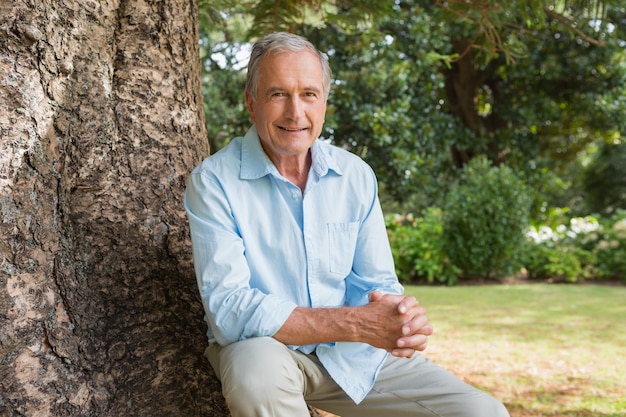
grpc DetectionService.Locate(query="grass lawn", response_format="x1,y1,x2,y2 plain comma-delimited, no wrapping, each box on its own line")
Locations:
405,283,626,417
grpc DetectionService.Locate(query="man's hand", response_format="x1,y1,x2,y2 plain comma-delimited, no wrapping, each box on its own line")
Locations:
273,291,433,356
366,291,434,358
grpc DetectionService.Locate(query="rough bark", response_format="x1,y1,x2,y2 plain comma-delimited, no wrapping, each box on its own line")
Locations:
0,0,229,415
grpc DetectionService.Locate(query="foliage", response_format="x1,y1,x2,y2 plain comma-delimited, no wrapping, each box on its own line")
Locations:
197,10,252,153
197,1,626,217
302,14,459,204
386,208,460,285
493,7,626,217
243,0,392,37
308,1,624,214
575,211,626,281
385,207,626,284
521,237,594,282
583,140,626,215
593,215,626,281
523,212,626,282
437,0,622,63
441,157,532,279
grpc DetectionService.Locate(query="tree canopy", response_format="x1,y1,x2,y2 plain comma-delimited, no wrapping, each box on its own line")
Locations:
199,0,625,215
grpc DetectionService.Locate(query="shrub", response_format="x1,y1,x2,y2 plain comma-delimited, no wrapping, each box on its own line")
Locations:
577,211,626,281
524,213,626,282
386,208,460,285
442,157,532,279
521,237,593,282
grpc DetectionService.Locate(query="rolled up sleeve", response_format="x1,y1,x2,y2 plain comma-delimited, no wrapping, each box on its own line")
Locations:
185,171,297,346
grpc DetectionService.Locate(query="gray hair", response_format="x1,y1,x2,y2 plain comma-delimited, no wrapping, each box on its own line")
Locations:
245,32,332,101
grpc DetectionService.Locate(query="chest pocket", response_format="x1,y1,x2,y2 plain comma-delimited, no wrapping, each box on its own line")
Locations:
327,222,360,275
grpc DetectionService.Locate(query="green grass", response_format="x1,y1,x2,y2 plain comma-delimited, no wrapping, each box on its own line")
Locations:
405,283,626,417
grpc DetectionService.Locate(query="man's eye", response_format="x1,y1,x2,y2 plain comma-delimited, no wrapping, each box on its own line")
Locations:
272,92,287,98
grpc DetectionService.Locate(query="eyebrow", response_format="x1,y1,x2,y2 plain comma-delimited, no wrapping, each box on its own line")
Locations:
265,86,322,96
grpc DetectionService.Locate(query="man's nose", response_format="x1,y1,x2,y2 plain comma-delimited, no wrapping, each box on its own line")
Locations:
285,96,305,119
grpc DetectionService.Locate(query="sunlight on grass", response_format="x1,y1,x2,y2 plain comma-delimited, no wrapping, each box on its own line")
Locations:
406,284,626,417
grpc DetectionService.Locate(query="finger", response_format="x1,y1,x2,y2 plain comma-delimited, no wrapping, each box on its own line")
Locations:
401,314,430,336
396,333,429,350
421,323,434,336
397,296,418,314
390,347,417,358
407,321,433,336
415,339,429,351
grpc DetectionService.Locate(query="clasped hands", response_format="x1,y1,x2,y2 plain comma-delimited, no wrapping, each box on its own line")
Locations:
365,291,434,358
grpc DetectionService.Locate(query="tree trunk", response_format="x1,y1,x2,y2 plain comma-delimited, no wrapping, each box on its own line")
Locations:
444,38,482,168
0,0,229,415
444,38,507,168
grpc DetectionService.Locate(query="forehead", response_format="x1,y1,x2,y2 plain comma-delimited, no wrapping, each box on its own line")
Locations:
257,50,324,90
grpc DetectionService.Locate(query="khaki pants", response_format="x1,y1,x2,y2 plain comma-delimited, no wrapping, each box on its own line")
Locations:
206,337,509,417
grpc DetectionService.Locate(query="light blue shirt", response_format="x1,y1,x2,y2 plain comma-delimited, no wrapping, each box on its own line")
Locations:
184,126,404,403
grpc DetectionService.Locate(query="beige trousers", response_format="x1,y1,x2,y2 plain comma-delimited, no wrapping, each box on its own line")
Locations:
206,337,509,417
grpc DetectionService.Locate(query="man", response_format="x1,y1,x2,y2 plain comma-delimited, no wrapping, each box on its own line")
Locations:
185,32,509,417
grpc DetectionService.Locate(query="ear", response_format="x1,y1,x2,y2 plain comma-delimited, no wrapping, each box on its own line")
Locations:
245,91,256,124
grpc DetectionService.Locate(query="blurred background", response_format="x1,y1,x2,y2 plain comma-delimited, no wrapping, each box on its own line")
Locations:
197,0,626,285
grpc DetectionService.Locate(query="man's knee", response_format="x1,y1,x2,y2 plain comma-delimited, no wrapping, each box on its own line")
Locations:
466,391,509,417
211,338,307,408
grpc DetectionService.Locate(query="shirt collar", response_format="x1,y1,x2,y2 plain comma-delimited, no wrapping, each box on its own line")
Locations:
240,125,343,180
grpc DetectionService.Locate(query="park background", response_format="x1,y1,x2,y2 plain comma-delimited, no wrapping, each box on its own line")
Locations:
1,1,624,416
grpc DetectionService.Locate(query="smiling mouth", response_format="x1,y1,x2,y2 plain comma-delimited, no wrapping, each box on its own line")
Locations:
278,126,308,132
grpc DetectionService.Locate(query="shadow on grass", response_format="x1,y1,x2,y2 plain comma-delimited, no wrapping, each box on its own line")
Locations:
506,403,624,417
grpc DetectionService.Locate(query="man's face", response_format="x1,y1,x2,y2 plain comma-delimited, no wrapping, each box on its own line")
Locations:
246,50,327,163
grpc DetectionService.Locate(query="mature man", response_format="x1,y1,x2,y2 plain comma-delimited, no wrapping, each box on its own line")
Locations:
185,32,509,417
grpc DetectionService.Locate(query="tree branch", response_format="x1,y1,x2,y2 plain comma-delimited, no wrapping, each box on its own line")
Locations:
542,6,606,46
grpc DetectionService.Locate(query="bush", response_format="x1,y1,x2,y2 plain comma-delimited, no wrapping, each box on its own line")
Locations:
521,237,593,282
442,157,532,279
386,208,626,284
386,208,460,285
594,227,626,282
577,211,626,281
523,212,626,282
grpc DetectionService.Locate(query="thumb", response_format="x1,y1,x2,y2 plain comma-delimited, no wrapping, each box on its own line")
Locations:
368,290,383,302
